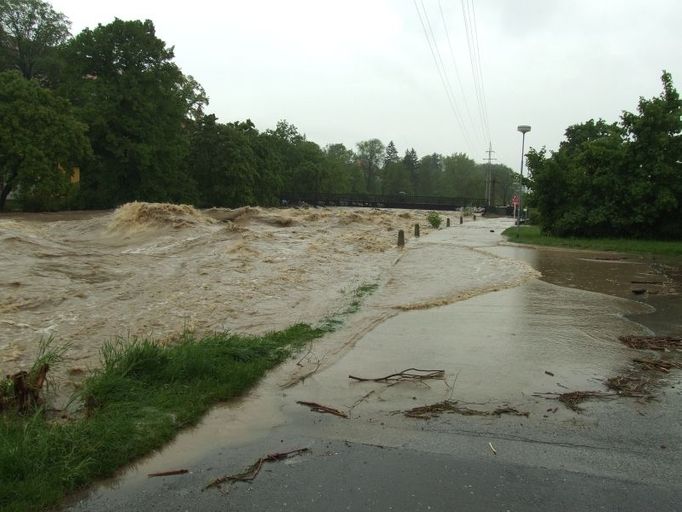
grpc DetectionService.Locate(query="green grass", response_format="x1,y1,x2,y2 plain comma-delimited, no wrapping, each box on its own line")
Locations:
502,225,682,256
0,324,324,512
345,283,379,314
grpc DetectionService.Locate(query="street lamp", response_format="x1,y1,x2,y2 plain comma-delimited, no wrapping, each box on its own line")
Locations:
516,125,531,236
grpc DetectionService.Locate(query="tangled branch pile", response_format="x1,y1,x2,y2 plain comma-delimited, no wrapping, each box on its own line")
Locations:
403,400,528,420
619,335,682,351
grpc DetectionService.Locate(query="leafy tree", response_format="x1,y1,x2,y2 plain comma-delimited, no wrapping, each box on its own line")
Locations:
0,0,70,82
382,161,411,195
417,153,442,196
621,71,682,237
189,115,257,207
0,70,90,210
265,120,327,198
323,143,362,194
528,71,682,238
356,138,384,193
60,19,200,207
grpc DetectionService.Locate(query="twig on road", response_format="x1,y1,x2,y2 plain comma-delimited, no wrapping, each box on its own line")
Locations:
297,401,349,418
205,448,310,491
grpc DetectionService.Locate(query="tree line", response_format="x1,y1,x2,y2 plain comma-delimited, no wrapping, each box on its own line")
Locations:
0,0,514,212
527,71,682,239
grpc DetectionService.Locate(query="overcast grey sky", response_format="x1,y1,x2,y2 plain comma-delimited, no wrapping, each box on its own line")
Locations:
50,0,682,169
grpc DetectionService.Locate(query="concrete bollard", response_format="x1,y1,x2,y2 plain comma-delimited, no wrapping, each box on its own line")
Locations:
459,216,463,225
397,229,405,247
446,218,451,227
414,224,420,237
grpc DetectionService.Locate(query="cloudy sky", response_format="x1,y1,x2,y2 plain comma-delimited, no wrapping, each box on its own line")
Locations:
50,0,682,170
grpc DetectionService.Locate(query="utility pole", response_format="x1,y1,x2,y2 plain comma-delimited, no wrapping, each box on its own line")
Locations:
484,141,496,206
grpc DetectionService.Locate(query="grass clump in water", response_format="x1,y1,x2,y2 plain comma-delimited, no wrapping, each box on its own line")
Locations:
0,324,323,512
502,225,682,256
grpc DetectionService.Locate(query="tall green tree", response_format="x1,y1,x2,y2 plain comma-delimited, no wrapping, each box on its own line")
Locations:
402,148,419,193
323,143,362,194
356,138,384,194
0,70,90,210
528,71,682,238
0,0,70,82
417,153,442,196
60,19,202,207
189,115,257,207
265,120,326,198
621,71,682,237
384,140,399,165
382,161,411,195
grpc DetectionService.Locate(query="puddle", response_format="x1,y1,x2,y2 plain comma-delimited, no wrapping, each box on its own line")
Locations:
484,244,682,337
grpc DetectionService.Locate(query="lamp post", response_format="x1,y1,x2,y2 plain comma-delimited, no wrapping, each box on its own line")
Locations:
516,125,531,237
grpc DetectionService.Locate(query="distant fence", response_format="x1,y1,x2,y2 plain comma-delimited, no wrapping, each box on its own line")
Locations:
281,193,487,211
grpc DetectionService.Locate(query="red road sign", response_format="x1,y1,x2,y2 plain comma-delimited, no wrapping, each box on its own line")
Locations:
512,194,520,206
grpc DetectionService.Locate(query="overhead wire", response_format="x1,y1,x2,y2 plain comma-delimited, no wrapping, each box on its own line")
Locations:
413,0,476,155
438,0,485,146
460,0,491,144
468,0,491,139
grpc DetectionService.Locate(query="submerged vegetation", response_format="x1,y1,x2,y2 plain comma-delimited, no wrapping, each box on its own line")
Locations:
0,325,324,512
502,225,682,256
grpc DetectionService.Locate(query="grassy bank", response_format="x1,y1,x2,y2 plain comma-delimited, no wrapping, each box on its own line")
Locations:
0,324,324,512
502,225,682,256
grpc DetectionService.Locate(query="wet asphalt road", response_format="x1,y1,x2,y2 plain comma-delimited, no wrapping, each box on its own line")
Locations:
65,218,682,512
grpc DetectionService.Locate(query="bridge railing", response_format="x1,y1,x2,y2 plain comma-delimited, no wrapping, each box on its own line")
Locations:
281,193,487,210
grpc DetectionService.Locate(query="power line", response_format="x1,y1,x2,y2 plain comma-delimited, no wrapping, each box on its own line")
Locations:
469,0,491,139
459,0,490,144
413,0,476,155
438,0,484,147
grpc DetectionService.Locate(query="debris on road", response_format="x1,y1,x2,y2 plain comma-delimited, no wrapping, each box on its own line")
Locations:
402,400,528,420
148,469,189,478
604,375,654,398
297,401,349,418
534,391,617,412
349,368,445,383
488,442,497,455
633,357,682,373
544,370,555,376
619,335,682,351
205,448,310,491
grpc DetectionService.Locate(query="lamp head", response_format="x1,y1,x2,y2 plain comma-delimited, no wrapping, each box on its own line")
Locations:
517,125,531,134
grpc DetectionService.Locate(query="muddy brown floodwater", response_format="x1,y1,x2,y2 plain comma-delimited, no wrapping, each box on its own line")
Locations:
0,203,467,388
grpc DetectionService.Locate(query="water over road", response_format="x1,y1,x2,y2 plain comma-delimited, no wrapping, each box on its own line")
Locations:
62,216,682,512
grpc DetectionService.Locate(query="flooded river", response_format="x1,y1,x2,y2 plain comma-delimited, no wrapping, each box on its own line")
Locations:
2,204,680,393
0,203,460,381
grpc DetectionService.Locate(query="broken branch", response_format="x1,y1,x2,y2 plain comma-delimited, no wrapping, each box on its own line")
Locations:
205,448,309,491
297,401,349,418
349,368,445,383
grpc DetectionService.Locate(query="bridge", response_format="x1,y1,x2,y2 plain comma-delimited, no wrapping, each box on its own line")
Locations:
281,193,487,211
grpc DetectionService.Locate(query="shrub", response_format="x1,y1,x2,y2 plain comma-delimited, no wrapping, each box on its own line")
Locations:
426,211,442,229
